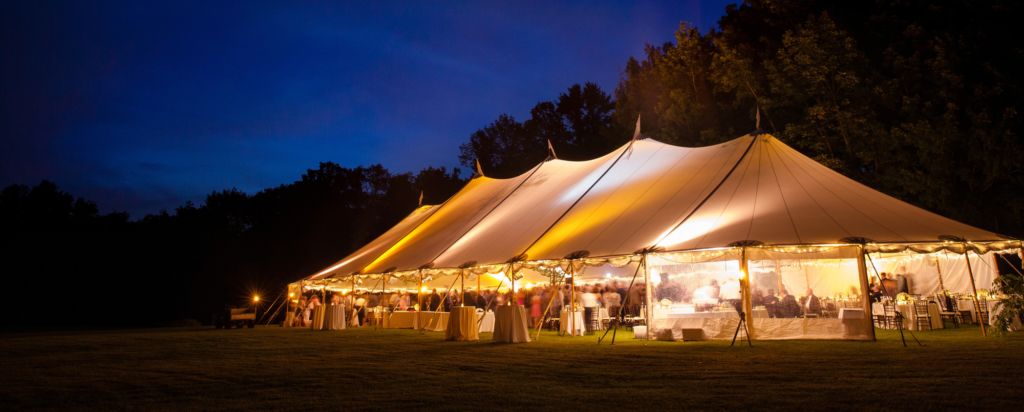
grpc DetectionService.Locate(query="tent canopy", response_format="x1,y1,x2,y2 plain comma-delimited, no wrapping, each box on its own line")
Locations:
307,131,1013,280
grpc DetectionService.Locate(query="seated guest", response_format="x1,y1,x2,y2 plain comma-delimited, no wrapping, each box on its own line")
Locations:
800,288,822,317
751,288,764,308
780,289,800,318
869,283,883,303
762,289,779,318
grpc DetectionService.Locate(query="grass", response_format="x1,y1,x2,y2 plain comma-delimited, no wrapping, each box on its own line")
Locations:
1,324,1022,411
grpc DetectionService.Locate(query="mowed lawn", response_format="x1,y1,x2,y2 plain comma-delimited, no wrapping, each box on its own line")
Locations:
2,324,1022,411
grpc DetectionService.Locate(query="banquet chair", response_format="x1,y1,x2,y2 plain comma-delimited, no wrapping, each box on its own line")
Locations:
953,300,974,325
822,302,838,318
974,299,989,327
913,301,933,331
935,294,959,328
883,302,900,329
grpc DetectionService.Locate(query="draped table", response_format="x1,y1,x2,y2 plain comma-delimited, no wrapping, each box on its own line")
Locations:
445,307,479,341
560,310,585,335
323,304,346,330
959,299,1022,331
493,305,531,343
478,311,495,333
310,305,326,330
872,302,943,331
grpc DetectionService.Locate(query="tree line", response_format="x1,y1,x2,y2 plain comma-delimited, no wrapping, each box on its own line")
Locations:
2,0,1020,330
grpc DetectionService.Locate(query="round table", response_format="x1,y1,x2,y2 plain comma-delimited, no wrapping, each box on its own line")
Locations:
445,307,479,341
323,304,346,330
493,305,531,343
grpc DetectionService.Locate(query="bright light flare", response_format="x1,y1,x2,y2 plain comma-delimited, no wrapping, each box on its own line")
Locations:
253,296,259,302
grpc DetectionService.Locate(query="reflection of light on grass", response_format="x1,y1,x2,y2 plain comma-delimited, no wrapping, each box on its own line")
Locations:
656,218,717,248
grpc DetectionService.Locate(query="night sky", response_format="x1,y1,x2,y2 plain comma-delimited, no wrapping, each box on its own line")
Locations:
2,1,734,217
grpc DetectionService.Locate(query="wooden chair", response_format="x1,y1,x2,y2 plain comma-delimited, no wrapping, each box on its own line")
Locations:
822,302,838,318
913,301,933,331
883,302,901,329
935,294,959,328
974,299,989,327
953,299,974,325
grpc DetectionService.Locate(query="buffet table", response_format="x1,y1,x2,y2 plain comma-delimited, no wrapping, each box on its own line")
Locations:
493,305,531,343
445,307,479,341
386,311,419,329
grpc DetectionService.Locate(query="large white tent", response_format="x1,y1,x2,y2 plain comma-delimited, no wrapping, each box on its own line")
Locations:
294,128,1020,340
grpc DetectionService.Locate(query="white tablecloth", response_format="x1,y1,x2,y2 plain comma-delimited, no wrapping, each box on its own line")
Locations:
493,305,531,343
872,302,943,331
324,305,346,330
478,311,495,333
310,305,326,330
418,311,450,332
446,307,479,341
957,299,1022,331
664,311,739,319
751,307,769,318
838,308,864,319
386,311,419,329
560,310,584,335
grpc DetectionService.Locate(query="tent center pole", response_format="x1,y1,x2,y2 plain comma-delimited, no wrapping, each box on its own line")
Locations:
962,245,987,337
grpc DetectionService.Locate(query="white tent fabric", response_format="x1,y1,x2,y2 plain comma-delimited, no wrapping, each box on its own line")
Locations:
866,252,1000,295
307,204,441,280
308,132,1010,278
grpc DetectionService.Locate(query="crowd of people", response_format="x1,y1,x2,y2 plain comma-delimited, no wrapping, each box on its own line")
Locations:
287,281,648,328
287,276,868,327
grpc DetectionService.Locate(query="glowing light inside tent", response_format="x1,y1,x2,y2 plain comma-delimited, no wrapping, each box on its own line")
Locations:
254,296,259,302
656,218,717,248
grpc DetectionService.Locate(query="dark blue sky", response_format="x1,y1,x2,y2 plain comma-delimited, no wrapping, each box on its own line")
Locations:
2,1,735,217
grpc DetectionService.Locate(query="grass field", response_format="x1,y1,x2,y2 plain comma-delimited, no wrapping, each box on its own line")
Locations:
2,324,1023,411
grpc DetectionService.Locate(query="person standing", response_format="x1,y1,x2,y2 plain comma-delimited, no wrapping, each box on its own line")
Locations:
720,277,742,313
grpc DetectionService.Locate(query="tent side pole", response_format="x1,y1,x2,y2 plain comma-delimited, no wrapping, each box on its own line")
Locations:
775,260,783,295
570,264,575,337
857,246,875,341
740,247,755,340
963,248,987,337
417,272,423,329
643,255,653,341
934,255,946,292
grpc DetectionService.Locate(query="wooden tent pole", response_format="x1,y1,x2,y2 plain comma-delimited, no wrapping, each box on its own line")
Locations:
856,246,875,341
415,271,422,330
775,260,783,295
739,247,755,340
963,246,987,337
460,270,465,307
934,255,946,292
570,263,576,337
533,277,565,341
643,254,653,341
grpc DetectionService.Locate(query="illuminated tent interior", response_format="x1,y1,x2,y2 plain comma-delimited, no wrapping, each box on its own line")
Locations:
289,126,1021,341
